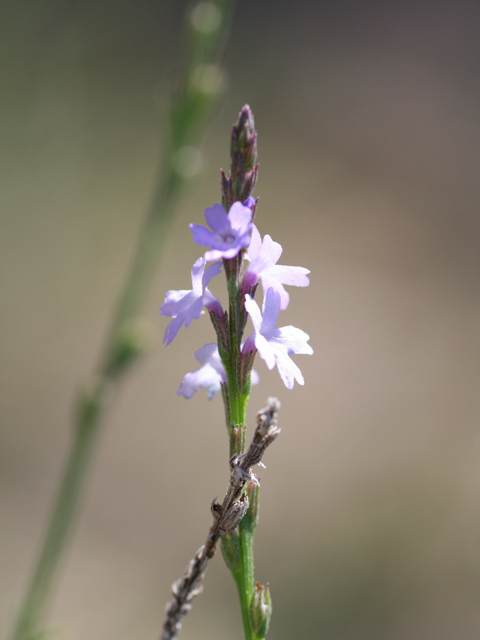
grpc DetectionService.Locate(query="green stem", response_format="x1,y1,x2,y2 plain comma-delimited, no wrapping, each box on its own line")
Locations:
236,517,255,640
11,383,104,640
10,151,183,640
11,3,234,638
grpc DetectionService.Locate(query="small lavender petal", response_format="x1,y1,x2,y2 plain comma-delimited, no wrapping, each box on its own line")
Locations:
178,343,259,399
228,201,253,230
244,294,263,333
274,348,304,389
266,264,310,287
160,258,222,345
244,224,310,310
191,257,208,295
259,288,281,338
190,202,253,261
177,343,226,399
250,369,260,385
177,365,223,399
160,289,192,317
202,261,223,289
189,225,219,248
272,325,313,355
183,296,204,328
204,203,230,233
260,278,289,310
163,315,185,346
244,288,312,389
204,245,243,262
254,332,276,370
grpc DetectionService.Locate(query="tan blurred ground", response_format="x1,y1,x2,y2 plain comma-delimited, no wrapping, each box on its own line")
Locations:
1,1,480,639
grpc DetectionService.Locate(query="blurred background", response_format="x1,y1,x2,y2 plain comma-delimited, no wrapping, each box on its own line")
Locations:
1,0,480,638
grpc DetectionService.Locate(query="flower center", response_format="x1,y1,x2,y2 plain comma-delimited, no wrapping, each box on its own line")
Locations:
223,232,236,244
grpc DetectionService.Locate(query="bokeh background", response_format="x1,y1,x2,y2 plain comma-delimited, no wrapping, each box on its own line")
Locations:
2,1,480,639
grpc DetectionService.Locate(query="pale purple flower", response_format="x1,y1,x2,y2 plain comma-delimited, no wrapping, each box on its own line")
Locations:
190,201,253,261
243,288,313,389
244,224,310,310
178,343,259,399
160,257,222,345
177,343,226,399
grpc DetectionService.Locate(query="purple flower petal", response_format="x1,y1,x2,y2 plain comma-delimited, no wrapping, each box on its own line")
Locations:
160,257,222,345
204,203,230,233
272,348,304,389
259,287,281,338
244,288,313,389
177,343,226,399
229,201,253,230
244,224,310,309
244,292,263,333
189,202,253,261
202,261,223,289
177,343,259,399
162,315,185,346
189,225,219,251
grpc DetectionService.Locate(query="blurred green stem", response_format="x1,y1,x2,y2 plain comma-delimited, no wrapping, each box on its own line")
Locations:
11,2,233,639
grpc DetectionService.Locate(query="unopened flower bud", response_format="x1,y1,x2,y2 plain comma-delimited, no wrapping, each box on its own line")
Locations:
249,582,272,639
231,105,257,172
223,104,259,206
220,532,240,574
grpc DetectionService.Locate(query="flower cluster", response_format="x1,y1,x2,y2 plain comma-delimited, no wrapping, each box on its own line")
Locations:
160,198,312,397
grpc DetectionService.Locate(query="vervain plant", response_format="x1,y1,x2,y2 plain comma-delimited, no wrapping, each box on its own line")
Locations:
160,105,312,640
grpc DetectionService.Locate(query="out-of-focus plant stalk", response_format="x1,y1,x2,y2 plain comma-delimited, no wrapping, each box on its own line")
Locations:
10,3,233,640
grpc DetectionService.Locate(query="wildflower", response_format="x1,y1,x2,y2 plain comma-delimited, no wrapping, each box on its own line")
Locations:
178,343,259,399
243,225,310,309
160,258,222,345
243,288,313,389
177,343,226,399
190,201,253,261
